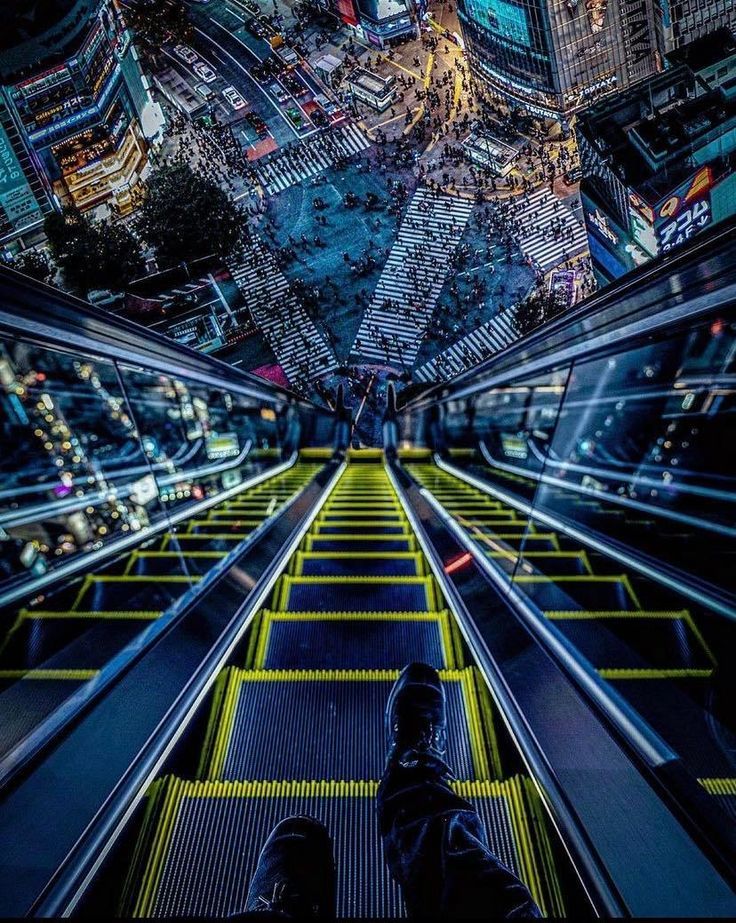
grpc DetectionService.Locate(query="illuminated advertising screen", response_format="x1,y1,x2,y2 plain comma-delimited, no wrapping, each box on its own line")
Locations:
464,0,531,46
0,122,43,231
654,166,713,254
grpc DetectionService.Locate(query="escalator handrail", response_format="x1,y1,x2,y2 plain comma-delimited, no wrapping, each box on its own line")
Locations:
0,452,289,611
437,452,736,620
0,265,320,409
388,458,736,916
26,458,346,918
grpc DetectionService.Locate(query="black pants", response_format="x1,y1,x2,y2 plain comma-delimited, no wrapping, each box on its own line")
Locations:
377,754,542,919
234,755,541,920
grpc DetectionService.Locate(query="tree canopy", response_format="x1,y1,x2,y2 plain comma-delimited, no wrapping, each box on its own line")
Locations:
44,207,145,297
136,160,244,266
9,249,54,285
123,0,193,52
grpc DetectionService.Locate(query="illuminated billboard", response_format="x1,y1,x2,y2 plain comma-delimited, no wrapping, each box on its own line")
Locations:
463,0,531,46
0,122,43,232
654,166,713,254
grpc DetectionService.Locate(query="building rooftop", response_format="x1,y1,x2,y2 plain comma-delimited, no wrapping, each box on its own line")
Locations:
667,27,736,73
577,64,736,202
0,0,100,85
356,0,409,25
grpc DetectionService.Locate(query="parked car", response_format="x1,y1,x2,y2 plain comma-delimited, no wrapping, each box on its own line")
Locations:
173,44,198,64
271,83,290,103
285,106,302,128
194,82,215,100
245,17,269,38
246,112,268,135
223,85,246,110
193,61,217,83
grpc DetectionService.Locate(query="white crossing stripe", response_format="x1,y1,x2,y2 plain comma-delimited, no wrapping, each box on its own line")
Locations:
351,187,474,368
510,188,588,271
227,239,338,386
414,308,521,383
254,124,371,195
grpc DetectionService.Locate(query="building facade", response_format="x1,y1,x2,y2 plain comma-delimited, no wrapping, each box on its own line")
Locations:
0,0,164,249
577,30,736,285
457,0,736,118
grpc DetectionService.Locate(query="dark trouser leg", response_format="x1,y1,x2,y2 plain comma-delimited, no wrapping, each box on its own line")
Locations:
377,757,541,919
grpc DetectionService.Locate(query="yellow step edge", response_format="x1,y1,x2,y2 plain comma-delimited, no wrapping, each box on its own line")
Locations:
304,535,417,549
545,610,690,619
699,778,736,795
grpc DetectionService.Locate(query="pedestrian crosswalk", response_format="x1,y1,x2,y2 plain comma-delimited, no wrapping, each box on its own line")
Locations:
511,188,588,271
351,187,474,368
252,124,371,195
228,238,338,386
414,308,520,382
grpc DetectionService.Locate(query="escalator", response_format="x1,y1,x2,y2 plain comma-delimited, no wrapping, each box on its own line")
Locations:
118,456,567,918
405,458,736,817
0,457,323,767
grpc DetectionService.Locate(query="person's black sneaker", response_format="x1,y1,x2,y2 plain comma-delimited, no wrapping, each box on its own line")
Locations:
385,662,447,767
244,815,335,919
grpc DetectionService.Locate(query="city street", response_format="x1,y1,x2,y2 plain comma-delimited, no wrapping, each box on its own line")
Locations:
120,0,595,406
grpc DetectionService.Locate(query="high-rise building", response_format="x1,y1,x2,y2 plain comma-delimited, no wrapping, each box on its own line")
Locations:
457,0,736,118
577,29,736,285
0,0,164,250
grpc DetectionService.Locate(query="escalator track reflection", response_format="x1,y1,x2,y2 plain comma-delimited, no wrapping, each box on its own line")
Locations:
405,459,736,826
0,459,323,766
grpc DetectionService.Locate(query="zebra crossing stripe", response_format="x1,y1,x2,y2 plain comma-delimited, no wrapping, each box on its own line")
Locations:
414,310,522,383
256,124,372,195
351,188,473,367
227,240,337,385
510,189,588,270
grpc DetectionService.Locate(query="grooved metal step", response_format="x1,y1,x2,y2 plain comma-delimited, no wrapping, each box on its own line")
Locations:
122,776,561,919
277,577,436,613
198,669,498,782
247,611,459,670
294,552,422,578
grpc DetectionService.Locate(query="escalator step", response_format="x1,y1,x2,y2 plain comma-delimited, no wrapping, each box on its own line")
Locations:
248,611,458,670
0,616,158,671
294,553,422,577
514,575,640,610
488,552,591,576
122,775,561,918
700,779,736,823
122,552,226,576
305,538,415,553
69,576,197,612
315,524,409,535
546,610,714,673
0,673,93,762
277,577,436,613
198,669,497,782
163,535,251,551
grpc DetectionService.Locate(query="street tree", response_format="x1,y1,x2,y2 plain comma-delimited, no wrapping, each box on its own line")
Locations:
136,160,244,267
123,0,193,54
44,207,144,297
9,249,54,285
